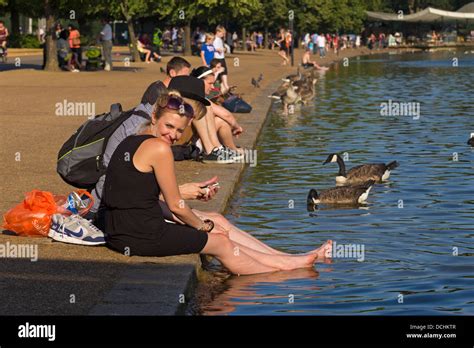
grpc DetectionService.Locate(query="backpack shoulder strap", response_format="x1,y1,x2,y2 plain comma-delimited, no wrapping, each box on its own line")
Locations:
133,109,150,119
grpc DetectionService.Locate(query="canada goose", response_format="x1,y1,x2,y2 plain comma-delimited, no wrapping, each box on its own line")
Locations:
468,135,474,146
282,84,300,114
298,78,317,105
269,80,290,101
269,82,300,114
285,67,302,82
307,180,375,205
323,153,399,185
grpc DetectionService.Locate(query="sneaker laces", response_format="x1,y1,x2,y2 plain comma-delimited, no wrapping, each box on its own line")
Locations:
72,215,103,234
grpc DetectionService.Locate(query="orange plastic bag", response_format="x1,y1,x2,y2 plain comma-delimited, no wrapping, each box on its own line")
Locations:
2,189,93,237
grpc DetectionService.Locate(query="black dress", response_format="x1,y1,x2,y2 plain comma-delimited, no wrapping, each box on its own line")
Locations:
103,134,208,256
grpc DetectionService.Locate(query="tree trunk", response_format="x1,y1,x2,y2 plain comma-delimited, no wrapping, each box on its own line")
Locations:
43,0,60,71
121,1,140,62
9,0,20,37
242,28,246,51
184,21,191,56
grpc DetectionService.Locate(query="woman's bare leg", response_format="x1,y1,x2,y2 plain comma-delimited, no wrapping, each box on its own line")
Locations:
192,116,220,154
202,211,288,255
204,110,223,148
232,242,319,271
194,210,332,259
201,233,279,275
278,51,287,65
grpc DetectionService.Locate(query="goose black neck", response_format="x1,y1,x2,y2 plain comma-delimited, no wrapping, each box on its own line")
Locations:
336,155,347,177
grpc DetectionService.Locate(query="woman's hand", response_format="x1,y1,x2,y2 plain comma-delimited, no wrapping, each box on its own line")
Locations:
179,176,219,201
179,183,207,200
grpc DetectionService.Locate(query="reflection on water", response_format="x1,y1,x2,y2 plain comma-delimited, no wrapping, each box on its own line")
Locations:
192,50,474,315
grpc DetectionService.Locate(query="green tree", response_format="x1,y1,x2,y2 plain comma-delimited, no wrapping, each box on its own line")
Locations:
252,0,288,47
170,0,261,56
88,0,172,62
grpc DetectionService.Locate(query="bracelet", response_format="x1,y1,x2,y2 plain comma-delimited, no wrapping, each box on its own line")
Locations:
198,219,214,233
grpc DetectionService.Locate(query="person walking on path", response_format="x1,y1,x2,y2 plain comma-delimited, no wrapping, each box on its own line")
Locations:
68,24,82,66
213,25,230,94
277,29,289,66
100,19,113,71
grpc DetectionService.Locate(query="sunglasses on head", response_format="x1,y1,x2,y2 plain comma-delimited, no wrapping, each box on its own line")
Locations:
161,96,194,118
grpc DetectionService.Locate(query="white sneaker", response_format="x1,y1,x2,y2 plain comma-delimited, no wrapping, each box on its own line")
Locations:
104,63,111,71
48,214,106,246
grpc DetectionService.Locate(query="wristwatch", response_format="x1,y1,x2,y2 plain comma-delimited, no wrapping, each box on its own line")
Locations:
198,219,214,233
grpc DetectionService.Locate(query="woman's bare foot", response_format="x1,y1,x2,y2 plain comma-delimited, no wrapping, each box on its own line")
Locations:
279,253,318,271
308,240,333,260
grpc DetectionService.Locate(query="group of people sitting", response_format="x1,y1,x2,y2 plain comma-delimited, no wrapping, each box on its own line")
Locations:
85,56,332,275
137,33,162,63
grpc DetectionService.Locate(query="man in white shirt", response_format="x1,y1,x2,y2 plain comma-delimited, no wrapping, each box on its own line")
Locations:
213,25,230,94
311,33,318,54
100,18,113,71
317,33,326,58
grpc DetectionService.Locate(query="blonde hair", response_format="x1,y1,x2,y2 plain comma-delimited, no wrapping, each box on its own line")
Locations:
137,89,207,134
182,97,206,120
205,33,215,43
216,25,225,34
162,91,207,120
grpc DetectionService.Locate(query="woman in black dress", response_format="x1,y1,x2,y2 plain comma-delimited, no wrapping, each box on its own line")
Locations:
104,89,332,275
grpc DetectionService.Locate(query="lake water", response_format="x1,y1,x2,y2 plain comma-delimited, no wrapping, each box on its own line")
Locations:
192,50,474,315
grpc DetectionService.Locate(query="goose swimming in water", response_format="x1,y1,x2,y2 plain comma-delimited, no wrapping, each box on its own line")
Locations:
307,180,375,205
468,136,474,146
323,153,399,185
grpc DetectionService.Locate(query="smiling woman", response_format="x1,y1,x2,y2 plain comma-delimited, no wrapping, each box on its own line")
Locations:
102,88,332,275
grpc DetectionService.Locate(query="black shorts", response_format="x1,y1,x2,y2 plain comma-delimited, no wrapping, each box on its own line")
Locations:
107,223,208,257
215,58,228,76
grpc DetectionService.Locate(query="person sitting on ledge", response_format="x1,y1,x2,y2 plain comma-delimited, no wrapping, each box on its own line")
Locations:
191,66,244,159
159,57,243,164
301,49,329,71
103,88,332,274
